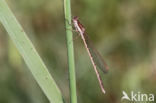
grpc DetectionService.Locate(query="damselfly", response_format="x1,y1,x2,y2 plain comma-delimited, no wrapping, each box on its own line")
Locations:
72,16,109,94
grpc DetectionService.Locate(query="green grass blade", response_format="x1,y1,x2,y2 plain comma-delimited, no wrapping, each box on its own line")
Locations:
64,0,77,103
0,0,64,103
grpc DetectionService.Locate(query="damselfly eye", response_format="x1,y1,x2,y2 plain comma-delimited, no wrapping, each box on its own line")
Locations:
73,16,79,20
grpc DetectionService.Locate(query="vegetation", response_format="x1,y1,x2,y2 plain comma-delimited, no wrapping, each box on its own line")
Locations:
0,0,156,103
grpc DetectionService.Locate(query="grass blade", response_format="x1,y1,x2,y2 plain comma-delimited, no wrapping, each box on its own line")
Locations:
0,0,64,103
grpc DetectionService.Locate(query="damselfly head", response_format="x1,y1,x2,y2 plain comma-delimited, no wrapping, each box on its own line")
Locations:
73,16,79,21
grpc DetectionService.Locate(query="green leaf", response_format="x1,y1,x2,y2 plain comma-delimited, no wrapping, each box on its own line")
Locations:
0,0,64,103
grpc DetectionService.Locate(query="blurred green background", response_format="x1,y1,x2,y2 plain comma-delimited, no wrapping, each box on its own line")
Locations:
0,0,156,103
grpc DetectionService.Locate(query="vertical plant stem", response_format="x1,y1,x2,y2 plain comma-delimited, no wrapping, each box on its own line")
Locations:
64,0,77,103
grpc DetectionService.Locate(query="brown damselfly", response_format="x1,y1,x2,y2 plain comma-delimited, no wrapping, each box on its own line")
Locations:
72,16,109,94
